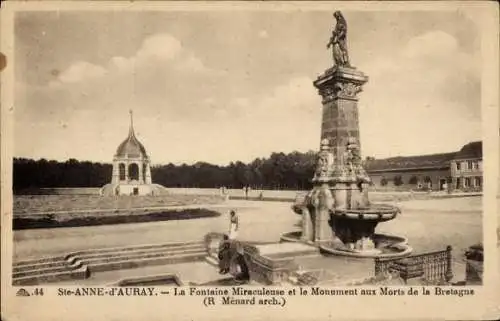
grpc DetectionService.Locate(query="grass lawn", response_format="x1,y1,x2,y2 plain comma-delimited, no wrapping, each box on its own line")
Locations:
13,194,224,215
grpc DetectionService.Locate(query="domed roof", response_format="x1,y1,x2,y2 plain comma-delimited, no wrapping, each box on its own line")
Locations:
115,111,148,158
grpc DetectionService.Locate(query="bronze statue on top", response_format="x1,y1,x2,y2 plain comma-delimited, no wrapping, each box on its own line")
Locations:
327,11,350,67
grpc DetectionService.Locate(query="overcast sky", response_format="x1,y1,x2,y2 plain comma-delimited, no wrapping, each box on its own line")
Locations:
14,9,481,165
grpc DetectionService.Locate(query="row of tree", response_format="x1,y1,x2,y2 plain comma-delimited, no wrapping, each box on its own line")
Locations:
14,154,443,192
14,154,445,191
13,151,318,191
153,151,317,190
13,158,112,190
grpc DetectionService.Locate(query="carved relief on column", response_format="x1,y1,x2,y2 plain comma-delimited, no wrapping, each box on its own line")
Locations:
342,137,371,183
317,81,363,103
312,139,335,183
318,86,336,104
335,82,363,100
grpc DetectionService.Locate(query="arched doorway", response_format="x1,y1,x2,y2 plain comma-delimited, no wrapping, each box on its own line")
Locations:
128,163,139,181
424,176,432,189
119,163,126,181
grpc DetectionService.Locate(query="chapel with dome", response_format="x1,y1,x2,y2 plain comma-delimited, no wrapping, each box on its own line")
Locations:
101,111,164,196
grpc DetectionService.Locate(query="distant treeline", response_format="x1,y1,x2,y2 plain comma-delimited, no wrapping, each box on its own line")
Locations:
13,158,112,191
13,151,320,191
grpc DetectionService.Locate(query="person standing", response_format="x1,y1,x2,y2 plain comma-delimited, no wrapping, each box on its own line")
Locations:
217,235,231,274
229,210,239,240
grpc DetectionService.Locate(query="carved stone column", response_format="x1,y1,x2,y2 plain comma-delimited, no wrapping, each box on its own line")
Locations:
111,158,120,184
145,162,152,184
125,161,129,183
315,184,334,243
301,207,314,243
309,139,336,244
313,66,369,211
314,67,367,160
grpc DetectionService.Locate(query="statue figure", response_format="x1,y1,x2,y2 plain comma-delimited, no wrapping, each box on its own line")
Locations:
327,11,350,67
346,137,361,165
344,137,358,177
345,137,371,188
317,184,334,211
313,139,334,181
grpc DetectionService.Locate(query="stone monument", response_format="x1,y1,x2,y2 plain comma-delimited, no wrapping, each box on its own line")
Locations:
283,11,411,258
101,111,165,196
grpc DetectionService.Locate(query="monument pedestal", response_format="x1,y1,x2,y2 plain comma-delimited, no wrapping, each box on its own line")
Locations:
314,66,368,163
281,12,411,259
284,65,409,258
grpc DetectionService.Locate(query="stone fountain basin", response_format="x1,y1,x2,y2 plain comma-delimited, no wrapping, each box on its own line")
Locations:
319,233,413,259
280,230,412,259
332,204,400,222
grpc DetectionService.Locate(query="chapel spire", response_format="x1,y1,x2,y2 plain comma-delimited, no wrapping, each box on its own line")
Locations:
129,109,135,138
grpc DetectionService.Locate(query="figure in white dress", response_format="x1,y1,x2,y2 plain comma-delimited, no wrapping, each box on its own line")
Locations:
229,210,239,240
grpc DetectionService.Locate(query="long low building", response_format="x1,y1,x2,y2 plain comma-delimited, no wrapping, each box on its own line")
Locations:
364,141,482,192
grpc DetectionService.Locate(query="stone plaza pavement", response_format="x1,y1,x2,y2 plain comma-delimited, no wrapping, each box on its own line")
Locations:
12,197,482,284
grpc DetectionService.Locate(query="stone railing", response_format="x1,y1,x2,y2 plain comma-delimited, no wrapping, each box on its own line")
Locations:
374,246,453,284
203,232,226,259
243,246,299,285
464,243,483,285
202,233,299,285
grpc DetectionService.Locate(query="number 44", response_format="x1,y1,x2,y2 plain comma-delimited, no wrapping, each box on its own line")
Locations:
33,288,44,296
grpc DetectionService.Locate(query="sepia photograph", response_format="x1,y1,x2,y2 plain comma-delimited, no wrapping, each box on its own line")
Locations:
1,2,499,320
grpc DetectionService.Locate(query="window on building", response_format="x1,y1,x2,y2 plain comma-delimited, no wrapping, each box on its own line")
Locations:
456,178,461,190
464,177,471,188
474,177,482,187
472,161,479,170
456,162,461,171
128,163,139,181
467,161,473,170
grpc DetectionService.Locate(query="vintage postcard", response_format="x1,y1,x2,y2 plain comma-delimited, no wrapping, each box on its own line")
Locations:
1,1,499,320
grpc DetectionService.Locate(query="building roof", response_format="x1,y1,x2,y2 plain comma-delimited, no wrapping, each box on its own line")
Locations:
365,153,455,172
453,141,482,160
115,111,148,158
364,141,482,172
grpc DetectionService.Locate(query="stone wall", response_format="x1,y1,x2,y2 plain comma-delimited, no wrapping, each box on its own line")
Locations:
16,187,101,195
368,168,450,191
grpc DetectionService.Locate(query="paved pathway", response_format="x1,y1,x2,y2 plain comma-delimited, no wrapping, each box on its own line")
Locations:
12,197,482,282
13,201,295,260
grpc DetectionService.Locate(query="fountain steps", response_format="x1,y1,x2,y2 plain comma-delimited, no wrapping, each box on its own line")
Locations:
12,241,206,285
13,243,205,273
